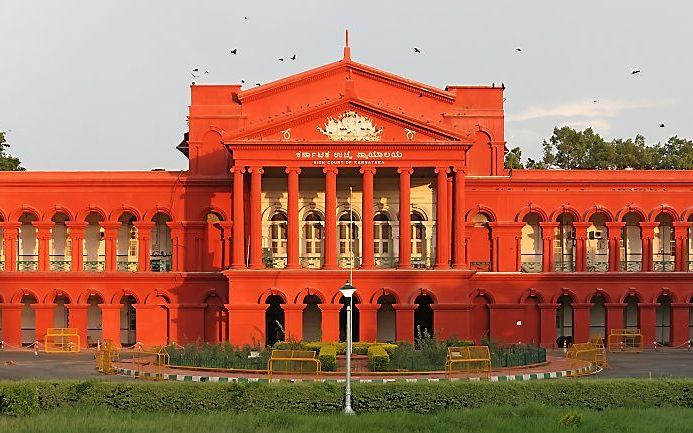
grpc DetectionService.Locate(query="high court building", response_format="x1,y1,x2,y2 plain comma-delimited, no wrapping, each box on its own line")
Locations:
1,41,692,350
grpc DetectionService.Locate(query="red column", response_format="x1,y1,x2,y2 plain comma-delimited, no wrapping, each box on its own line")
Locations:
101,222,120,272
605,222,625,272
100,304,122,347
2,222,20,272
323,168,338,269
539,222,558,272
360,167,376,269
640,222,657,272
231,166,246,268
65,222,86,272
32,303,55,343
604,303,626,336
434,167,449,268
431,304,472,340
218,221,233,269
1,304,23,347
398,167,413,268
572,303,592,343
319,304,342,342
453,167,466,268
285,167,301,269
357,304,379,342
447,176,453,264
248,166,264,269
573,222,591,272
33,222,53,272
638,302,658,347
167,223,184,272
393,304,417,342
281,304,305,341
673,222,688,272
539,303,559,348
227,304,267,346
134,221,154,272
670,303,691,346
67,305,89,348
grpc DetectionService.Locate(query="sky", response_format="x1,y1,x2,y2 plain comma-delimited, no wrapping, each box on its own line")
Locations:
1,0,691,171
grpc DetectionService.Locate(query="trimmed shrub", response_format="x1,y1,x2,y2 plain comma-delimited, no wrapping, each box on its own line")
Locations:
318,345,337,372
367,345,390,371
3,380,693,416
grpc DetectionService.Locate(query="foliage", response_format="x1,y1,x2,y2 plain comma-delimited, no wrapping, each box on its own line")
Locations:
318,345,337,372
0,131,24,171
559,410,583,427
4,380,693,417
366,345,390,371
511,126,693,170
167,342,269,370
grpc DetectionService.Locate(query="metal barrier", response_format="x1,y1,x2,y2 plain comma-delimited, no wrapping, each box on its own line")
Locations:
565,342,603,375
607,329,643,352
44,328,80,353
95,340,119,374
445,346,491,377
588,335,608,368
267,349,321,381
114,343,170,378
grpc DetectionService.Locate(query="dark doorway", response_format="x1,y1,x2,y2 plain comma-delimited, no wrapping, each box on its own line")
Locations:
265,295,285,346
339,296,360,342
414,294,434,338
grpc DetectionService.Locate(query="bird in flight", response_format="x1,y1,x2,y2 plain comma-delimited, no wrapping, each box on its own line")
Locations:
516,47,522,52
290,54,296,60
256,83,261,86
593,99,598,103
241,79,245,84
278,57,284,61
244,16,248,20
659,123,665,128
230,48,238,55
632,70,641,74
413,47,421,53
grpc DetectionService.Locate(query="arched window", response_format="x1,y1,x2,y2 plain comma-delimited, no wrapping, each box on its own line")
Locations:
117,213,138,272
520,212,542,273
18,212,38,271
411,212,427,268
151,212,172,272
556,294,573,347
338,210,360,268
653,213,674,272
555,213,576,272
621,212,643,272
374,212,393,268
50,212,71,271
469,213,492,271
302,211,323,268
84,212,105,272
587,213,609,272
268,211,287,268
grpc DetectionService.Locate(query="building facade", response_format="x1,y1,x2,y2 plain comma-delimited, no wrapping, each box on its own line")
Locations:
1,43,692,350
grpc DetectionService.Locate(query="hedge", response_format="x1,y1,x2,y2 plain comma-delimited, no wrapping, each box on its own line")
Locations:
367,345,390,371
2,380,693,416
318,345,337,372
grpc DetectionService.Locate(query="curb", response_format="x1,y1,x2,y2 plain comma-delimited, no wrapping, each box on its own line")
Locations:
116,363,597,383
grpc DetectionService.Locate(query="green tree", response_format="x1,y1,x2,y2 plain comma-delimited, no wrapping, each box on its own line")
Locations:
0,131,24,171
504,146,524,169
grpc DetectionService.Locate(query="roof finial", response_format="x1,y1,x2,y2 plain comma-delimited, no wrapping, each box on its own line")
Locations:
343,29,351,60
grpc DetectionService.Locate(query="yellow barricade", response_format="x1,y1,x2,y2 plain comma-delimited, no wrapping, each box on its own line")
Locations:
96,340,119,374
267,349,320,381
118,344,170,378
589,335,608,368
44,328,80,353
607,329,643,352
445,346,491,377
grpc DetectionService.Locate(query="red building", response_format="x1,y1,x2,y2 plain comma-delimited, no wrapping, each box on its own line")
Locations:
1,40,692,350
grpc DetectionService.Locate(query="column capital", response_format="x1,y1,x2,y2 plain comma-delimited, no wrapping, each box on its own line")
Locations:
0,221,21,232
538,303,560,310
318,304,343,312
322,167,339,175
434,166,450,174
133,221,155,230
230,166,246,174
31,221,54,231
605,221,626,228
281,303,307,311
359,166,377,174
452,166,467,174
65,221,88,231
101,221,122,230
285,167,302,174
571,303,593,310
392,303,417,311
672,221,690,229
397,167,414,175
248,166,264,174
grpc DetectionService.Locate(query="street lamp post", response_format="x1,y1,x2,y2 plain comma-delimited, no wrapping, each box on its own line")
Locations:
339,281,356,415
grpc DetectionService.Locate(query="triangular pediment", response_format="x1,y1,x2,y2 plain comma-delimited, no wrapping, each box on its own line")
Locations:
225,98,472,143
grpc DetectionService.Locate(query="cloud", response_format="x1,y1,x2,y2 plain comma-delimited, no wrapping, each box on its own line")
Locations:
506,99,656,122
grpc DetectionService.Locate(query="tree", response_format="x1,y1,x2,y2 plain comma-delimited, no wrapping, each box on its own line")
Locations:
504,146,524,169
0,131,24,171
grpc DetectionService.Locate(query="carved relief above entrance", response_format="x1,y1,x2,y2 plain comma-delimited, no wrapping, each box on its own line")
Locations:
317,111,383,142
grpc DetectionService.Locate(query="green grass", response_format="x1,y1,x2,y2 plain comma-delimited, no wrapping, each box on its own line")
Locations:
0,405,691,433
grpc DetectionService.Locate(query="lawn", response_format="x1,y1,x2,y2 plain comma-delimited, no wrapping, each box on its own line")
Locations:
1,405,691,433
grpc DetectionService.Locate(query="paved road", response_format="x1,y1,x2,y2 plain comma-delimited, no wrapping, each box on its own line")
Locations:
548,349,693,379
2,349,693,381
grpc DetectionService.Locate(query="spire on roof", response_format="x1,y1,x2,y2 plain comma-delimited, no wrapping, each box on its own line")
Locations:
343,29,351,60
